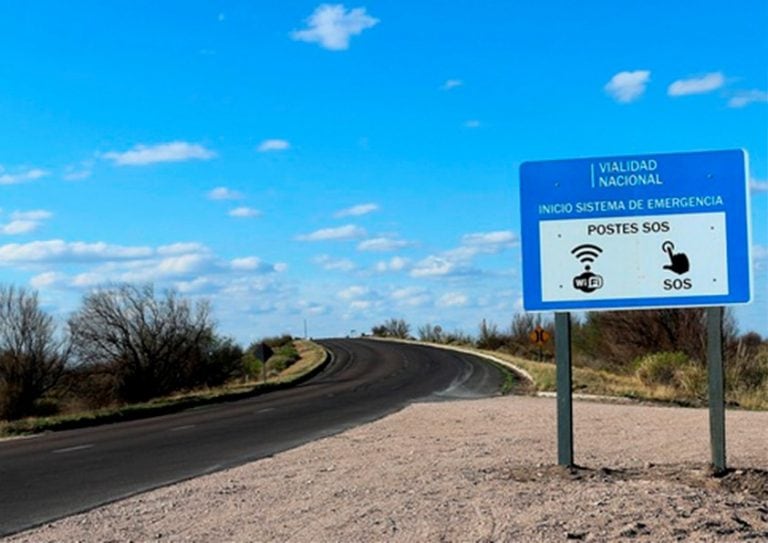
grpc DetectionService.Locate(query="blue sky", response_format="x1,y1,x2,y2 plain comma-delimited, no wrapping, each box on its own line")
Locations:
1,1,766,343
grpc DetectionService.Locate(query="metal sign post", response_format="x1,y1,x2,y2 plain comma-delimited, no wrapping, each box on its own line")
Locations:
555,312,573,467
707,306,726,474
255,342,274,382
519,149,751,471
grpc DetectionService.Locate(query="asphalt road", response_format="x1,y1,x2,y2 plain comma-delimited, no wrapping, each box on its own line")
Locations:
0,338,505,536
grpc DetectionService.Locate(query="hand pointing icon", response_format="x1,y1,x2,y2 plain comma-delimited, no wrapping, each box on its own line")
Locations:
662,241,690,275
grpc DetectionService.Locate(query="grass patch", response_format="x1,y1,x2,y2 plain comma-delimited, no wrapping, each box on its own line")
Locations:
278,340,326,380
494,350,685,402
483,361,523,395
0,340,329,438
483,349,768,410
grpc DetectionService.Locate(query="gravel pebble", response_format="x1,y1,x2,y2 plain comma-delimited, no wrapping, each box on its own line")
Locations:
4,395,767,542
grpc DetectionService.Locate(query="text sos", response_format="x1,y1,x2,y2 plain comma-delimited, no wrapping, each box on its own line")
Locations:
663,278,692,291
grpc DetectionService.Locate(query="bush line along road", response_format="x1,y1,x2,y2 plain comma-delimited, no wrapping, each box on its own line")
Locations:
0,338,507,537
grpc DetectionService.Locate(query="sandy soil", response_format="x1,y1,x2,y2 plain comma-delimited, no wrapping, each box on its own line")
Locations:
5,396,767,542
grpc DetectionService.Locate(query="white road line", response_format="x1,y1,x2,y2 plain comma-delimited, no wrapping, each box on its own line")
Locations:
52,444,94,454
256,407,275,414
169,425,196,432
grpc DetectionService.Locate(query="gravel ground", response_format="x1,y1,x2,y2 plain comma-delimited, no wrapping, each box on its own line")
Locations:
5,395,767,542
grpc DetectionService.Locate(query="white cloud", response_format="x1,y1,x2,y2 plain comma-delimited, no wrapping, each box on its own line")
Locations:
230,257,280,273
314,254,357,272
1,210,54,235
174,277,212,294
446,230,519,260
1,220,39,235
30,271,66,289
410,256,460,278
437,292,468,307
298,300,330,316
604,70,651,103
334,202,379,218
442,79,463,90
391,286,431,307
357,236,412,252
257,139,290,152
156,242,208,255
750,178,768,193
297,224,367,241
102,141,216,166
208,187,243,200
390,287,419,300
0,168,48,185
374,256,409,273
291,4,379,51
0,240,154,263
728,89,768,108
461,230,518,247
667,72,725,96
11,210,52,221
65,253,214,287
154,254,209,275
25,244,282,291
63,169,92,181
388,256,409,271
338,285,369,300
229,207,261,218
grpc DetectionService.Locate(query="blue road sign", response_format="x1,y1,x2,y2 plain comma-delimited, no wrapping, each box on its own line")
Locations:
519,149,752,311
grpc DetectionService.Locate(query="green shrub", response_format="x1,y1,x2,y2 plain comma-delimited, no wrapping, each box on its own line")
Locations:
267,358,288,374
728,346,768,392
675,362,707,400
241,352,263,380
261,334,294,349
636,352,690,387
267,344,300,376
275,343,299,361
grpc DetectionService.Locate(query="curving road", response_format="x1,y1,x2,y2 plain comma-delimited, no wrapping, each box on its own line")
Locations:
0,339,505,536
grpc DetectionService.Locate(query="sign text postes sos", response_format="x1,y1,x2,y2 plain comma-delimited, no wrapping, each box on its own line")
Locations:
519,150,752,311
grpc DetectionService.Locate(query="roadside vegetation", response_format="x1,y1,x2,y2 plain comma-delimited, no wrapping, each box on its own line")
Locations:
0,282,326,436
370,310,768,410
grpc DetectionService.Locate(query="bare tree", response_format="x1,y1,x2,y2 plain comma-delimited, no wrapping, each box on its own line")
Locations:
417,323,444,343
508,313,554,358
69,284,215,403
574,308,737,371
477,319,503,350
371,318,411,339
0,285,69,420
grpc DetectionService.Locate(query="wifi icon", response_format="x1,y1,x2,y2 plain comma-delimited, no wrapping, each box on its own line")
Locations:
571,244,603,270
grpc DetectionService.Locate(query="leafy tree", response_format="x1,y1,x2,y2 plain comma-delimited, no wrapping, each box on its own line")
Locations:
194,336,243,388
0,285,69,420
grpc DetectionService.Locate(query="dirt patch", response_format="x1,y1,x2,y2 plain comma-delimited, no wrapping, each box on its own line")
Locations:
4,396,767,542
499,464,768,500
